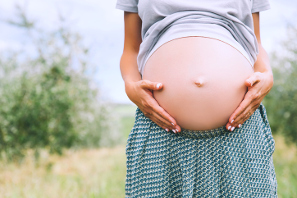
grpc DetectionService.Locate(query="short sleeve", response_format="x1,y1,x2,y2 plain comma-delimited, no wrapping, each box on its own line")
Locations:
115,0,138,13
251,0,271,13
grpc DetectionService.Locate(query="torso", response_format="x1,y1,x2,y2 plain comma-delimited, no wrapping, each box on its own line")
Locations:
142,36,254,131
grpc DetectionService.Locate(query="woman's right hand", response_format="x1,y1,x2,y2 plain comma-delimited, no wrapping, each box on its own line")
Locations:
119,13,180,132
125,79,181,133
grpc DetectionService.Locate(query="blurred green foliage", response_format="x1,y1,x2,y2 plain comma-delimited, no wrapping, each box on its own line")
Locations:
263,25,297,145
0,5,118,160
1,3,297,162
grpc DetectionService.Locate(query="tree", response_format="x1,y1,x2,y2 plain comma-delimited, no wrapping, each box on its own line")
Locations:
263,25,297,145
0,4,118,160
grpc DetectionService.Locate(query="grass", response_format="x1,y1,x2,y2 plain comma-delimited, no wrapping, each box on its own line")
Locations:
0,104,296,198
114,103,137,140
273,135,297,197
0,146,127,198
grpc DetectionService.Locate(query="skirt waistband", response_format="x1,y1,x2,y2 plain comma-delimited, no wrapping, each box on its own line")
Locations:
176,124,228,139
134,107,258,139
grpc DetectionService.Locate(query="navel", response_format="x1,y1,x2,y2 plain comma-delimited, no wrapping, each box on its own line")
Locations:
194,77,205,87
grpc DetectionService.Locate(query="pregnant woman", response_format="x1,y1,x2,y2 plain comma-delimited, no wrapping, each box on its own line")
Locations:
116,0,277,197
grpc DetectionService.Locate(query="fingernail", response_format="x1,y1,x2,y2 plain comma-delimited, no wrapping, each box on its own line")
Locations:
238,124,241,128
231,119,234,124
231,126,235,131
228,126,231,130
172,129,176,133
156,83,162,89
171,123,175,126
165,128,169,132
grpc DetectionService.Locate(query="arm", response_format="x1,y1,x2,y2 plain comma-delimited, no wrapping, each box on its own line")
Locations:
252,12,273,76
120,12,142,84
225,12,274,131
120,12,181,133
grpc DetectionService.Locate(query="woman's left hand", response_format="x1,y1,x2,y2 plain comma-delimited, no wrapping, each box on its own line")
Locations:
226,71,274,131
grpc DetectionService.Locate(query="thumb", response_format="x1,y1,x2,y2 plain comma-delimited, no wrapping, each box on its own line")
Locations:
140,80,163,90
245,73,260,87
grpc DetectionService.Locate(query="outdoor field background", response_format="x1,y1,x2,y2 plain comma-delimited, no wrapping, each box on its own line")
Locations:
0,0,297,198
0,104,297,198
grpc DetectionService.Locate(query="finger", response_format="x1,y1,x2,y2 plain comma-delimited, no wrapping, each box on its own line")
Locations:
141,89,181,132
140,80,163,91
234,102,261,127
228,91,263,131
140,107,172,131
140,80,181,132
143,92,181,131
153,105,182,132
148,100,181,132
245,72,262,87
150,114,172,132
141,98,179,132
151,113,177,132
150,116,168,131
228,97,250,125
228,87,261,125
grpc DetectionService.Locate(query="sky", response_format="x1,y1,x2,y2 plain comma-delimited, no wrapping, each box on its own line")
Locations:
0,0,296,104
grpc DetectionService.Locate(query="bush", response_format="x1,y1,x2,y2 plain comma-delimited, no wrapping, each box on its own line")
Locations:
0,5,119,160
263,25,297,145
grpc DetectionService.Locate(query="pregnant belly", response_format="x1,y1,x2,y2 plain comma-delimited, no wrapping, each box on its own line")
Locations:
142,36,254,131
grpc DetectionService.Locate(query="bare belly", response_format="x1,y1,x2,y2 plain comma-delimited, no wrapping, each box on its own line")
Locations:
142,36,254,131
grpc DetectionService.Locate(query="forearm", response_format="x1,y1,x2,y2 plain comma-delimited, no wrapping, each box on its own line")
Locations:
120,51,142,84
253,43,273,77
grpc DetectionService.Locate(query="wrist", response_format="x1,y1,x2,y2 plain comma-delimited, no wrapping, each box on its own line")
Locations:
263,70,273,77
254,63,273,79
262,70,274,88
124,79,138,89
124,80,137,98
123,73,141,85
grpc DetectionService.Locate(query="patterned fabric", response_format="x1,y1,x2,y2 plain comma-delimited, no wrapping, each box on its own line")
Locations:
125,102,277,197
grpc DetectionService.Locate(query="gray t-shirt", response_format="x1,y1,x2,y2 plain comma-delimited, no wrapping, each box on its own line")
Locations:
115,0,271,76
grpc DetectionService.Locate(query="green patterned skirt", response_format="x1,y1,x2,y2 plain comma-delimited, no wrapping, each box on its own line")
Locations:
125,102,277,197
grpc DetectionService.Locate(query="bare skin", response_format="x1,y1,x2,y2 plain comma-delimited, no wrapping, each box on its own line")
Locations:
142,36,254,131
225,12,274,131
119,11,273,133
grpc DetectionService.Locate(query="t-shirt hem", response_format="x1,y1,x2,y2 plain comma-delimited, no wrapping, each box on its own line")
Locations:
115,3,138,13
251,4,271,13
139,25,254,75
140,36,253,75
